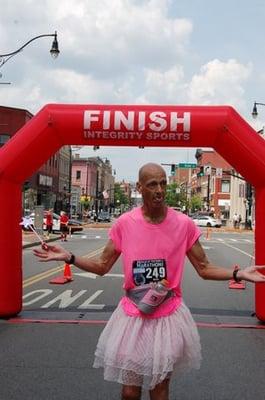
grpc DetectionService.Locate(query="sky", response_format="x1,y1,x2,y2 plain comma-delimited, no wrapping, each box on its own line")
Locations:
1,0,265,181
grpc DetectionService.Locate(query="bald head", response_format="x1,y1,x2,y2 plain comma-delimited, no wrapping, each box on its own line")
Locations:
138,163,166,183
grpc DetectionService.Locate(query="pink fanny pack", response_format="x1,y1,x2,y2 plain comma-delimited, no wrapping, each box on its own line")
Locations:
126,284,174,314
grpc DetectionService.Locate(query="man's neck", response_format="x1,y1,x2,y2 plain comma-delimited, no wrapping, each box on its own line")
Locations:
141,205,167,224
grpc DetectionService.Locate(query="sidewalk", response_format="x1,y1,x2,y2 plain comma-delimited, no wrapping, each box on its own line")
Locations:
22,223,111,249
22,231,60,249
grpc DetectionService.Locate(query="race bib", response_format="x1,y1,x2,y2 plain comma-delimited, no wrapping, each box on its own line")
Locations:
132,259,167,286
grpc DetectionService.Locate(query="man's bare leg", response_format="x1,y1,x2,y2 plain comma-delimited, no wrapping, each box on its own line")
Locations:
149,378,170,400
121,385,142,400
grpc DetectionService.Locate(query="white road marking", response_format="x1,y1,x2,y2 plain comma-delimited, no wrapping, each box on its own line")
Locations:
23,289,105,310
42,290,87,308
219,242,253,258
78,290,104,309
74,272,124,279
74,272,97,279
23,289,53,306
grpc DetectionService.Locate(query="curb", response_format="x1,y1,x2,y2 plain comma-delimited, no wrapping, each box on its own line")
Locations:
22,236,60,249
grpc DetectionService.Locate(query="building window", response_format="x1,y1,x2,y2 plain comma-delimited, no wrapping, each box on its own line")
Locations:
0,134,10,145
76,170,81,180
239,183,245,198
221,180,230,193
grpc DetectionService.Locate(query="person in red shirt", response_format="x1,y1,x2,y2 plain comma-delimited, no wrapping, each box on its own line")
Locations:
59,211,69,241
46,209,53,238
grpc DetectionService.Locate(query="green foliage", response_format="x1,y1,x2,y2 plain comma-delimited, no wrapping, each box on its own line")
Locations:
189,195,203,213
165,182,186,208
114,183,129,206
80,196,90,210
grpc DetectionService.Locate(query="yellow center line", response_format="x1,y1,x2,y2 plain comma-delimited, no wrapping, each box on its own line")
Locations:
23,246,105,288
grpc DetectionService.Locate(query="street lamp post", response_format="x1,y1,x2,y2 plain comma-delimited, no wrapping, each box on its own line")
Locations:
0,31,60,83
251,101,265,119
249,101,265,227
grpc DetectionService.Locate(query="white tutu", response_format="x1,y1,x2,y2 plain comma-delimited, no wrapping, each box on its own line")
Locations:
93,301,201,389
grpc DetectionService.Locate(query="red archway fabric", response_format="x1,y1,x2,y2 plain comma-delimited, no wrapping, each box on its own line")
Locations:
0,105,264,320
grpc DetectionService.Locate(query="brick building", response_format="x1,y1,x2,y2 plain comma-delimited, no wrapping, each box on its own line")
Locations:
194,149,233,218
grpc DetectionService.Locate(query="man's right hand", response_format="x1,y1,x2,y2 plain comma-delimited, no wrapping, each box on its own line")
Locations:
33,244,71,263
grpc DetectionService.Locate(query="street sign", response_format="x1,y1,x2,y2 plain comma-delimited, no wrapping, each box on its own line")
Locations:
178,163,197,168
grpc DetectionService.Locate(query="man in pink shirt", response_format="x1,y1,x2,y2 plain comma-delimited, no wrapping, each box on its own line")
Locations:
34,163,265,400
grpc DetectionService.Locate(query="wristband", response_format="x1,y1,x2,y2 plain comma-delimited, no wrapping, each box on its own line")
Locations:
67,253,75,265
233,266,241,283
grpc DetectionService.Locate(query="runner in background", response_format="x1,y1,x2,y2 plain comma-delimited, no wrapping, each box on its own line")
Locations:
59,211,69,241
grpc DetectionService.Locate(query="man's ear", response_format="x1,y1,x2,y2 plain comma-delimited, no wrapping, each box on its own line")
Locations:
136,182,142,193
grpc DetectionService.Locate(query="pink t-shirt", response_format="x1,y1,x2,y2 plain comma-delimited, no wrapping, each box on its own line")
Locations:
109,207,201,318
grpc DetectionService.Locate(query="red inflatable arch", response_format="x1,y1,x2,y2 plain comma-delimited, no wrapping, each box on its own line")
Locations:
1,104,265,320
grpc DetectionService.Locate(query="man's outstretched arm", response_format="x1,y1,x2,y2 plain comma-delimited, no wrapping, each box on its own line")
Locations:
33,239,121,276
187,239,265,283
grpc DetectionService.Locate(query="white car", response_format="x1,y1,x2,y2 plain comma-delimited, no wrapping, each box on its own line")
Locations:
22,212,83,233
192,215,222,228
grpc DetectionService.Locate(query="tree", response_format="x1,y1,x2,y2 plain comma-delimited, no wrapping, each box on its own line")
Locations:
189,195,203,213
114,183,129,208
80,195,91,211
165,182,186,208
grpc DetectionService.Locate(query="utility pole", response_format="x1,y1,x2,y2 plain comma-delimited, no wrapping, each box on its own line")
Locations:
206,174,210,211
95,169,99,219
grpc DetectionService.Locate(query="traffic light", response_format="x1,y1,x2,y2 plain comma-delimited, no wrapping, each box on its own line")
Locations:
171,164,176,176
197,166,204,177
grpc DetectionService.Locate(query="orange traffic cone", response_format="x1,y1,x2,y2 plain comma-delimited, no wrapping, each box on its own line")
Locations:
49,263,74,284
229,279,246,290
63,263,73,281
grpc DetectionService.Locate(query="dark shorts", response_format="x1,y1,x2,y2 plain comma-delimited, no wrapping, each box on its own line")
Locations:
60,225,68,233
47,224,53,234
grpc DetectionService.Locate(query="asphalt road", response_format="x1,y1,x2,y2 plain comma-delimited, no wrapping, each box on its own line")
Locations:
1,228,264,400
22,228,256,317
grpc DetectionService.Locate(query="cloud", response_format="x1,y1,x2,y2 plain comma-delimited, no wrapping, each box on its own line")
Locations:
0,1,258,181
0,0,194,112
135,65,186,104
1,2,251,113
187,59,252,107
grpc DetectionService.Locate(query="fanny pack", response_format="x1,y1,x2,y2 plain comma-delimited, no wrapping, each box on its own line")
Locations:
126,284,175,313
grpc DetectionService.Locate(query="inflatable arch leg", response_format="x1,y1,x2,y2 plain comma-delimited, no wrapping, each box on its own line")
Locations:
0,179,22,317
254,187,265,321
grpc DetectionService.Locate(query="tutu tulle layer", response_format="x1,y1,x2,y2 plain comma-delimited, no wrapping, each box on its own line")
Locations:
93,302,201,389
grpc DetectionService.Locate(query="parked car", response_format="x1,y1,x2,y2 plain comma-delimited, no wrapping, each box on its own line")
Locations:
192,215,222,228
97,211,111,222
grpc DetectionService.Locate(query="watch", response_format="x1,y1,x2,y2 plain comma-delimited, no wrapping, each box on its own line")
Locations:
67,253,75,265
233,265,241,283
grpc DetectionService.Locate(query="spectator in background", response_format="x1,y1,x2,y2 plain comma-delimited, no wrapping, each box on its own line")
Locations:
238,214,242,229
232,213,239,229
46,209,53,238
59,211,69,241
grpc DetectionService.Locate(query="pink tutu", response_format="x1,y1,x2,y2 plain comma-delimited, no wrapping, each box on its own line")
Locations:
93,302,201,389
